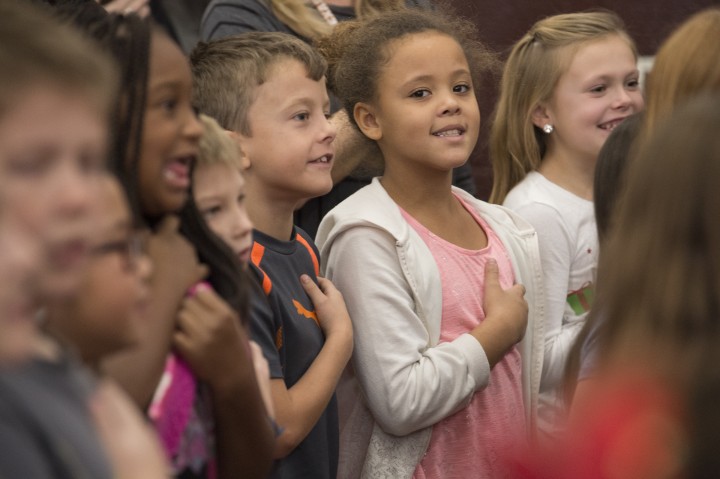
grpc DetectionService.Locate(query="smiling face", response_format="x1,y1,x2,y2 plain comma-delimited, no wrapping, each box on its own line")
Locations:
355,31,480,178
193,163,254,266
137,31,203,218
238,58,336,206
536,34,644,166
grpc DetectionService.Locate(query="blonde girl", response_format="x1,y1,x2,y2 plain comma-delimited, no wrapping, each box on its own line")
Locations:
570,6,720,418
490,11,644,434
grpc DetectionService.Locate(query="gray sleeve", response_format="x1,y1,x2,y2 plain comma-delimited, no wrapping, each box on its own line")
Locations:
0,405,56,478
200,0,294,40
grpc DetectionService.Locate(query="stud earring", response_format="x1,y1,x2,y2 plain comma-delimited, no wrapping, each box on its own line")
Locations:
543,124,554,134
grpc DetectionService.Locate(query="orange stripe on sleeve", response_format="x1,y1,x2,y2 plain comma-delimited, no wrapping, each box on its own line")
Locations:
275,326,283,350
295,234,320,276
250,242,273,295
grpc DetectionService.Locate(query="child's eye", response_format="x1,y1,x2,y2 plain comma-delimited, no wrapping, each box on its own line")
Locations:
8,153,51,177
78,149,105,175
159,98,178,114
236,194,245,205
589,85,607,94
293,112,310,121
201,205,222,219
324,112,331,120
453,84,471,94
626,78,640,89
410,89,430,98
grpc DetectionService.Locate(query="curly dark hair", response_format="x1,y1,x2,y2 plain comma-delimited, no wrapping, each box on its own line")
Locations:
314,6,499,132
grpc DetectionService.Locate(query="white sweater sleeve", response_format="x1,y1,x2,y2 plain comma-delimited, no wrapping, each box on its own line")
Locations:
324,227,490,437
512,202,584,390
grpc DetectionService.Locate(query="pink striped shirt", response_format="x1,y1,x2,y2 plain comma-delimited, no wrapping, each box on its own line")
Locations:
401,194,525,479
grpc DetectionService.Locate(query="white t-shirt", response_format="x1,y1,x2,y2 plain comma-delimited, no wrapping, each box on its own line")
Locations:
504,171,598,434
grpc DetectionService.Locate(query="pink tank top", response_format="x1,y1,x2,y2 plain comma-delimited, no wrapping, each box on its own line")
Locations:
401,194,525,479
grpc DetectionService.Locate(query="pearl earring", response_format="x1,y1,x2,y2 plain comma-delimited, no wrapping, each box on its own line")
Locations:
543,124,554,134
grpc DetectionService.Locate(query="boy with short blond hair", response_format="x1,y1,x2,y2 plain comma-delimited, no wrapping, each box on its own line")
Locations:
190,33,352,479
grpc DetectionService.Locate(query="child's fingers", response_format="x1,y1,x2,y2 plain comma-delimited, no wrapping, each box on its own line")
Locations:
315,276,339,295
509,283,527,297
176,309,204,338
484,258,500,289
172,331,195,360
182,292,237,331
187,287,223,310
300,274,324,301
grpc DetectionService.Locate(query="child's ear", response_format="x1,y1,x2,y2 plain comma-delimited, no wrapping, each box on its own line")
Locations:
531,103,551,129
239,151,251,170
354,102,382,141
225,129,251,170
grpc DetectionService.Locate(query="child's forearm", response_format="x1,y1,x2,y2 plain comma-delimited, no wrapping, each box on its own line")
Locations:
272,331,352,458
470,318,523,368
210,363,275,479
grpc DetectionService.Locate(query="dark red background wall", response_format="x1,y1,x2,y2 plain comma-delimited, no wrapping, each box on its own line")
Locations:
448,0,719,199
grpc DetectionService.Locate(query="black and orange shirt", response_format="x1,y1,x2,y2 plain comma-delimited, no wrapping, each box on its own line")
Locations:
248,227,339,479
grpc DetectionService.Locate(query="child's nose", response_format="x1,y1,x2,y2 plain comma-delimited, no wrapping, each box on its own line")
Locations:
55,166,95,217
613,87,634,109
440,93,461,116
231,208,253,239
184,107,203,140
135,252,153,281
321,115,337,144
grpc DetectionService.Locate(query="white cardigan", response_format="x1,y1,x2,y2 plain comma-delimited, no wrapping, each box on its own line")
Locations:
316,179,546,479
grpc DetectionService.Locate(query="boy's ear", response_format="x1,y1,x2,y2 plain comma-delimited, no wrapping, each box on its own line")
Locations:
531,102,551,129
225,129,251,170
353,102,382,141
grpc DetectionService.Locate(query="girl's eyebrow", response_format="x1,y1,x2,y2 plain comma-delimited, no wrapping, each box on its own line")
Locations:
582,70,640,86
404,68,472,84
150,79,182,92
195,193,224,203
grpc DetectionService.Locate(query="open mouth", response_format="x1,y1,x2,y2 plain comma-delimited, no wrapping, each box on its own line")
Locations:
163,155,195,187
309,154,333,164
432,127,465,137
599,118,626,131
